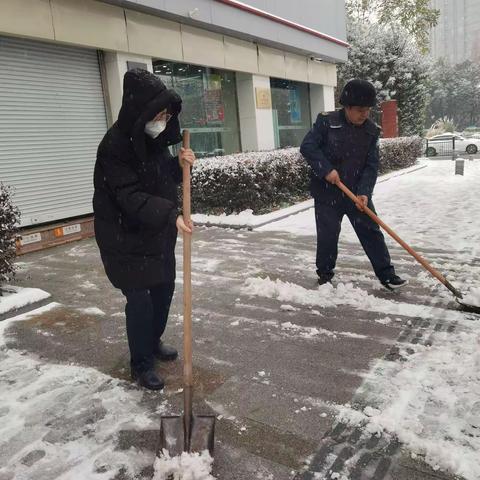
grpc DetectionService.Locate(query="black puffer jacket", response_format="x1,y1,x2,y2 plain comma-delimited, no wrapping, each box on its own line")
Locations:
93,69,183,290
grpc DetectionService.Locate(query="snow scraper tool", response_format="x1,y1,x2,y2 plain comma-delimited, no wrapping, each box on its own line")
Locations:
336,180,480,314
158,130,216,457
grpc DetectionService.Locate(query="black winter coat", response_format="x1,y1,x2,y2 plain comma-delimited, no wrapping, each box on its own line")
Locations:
93,69,183,290
300,109,381,204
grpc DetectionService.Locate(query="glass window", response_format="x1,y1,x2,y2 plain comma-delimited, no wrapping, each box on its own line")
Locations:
270,78,311,148
153,61,241,157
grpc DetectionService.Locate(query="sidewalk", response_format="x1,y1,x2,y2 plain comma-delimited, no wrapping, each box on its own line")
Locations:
1,224,471,480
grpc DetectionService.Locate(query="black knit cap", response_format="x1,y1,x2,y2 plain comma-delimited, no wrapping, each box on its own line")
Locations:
340,79,377,107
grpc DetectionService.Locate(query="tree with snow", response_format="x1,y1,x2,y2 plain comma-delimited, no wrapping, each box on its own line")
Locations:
345,0,439,53
0,184,20,293
427,59,480,131
338,23,431,136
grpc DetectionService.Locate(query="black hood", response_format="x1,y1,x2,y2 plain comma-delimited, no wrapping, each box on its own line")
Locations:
117,69,183,159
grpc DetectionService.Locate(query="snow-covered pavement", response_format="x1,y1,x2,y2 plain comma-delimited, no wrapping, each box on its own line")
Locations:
257,159,480,479
1,159,479,480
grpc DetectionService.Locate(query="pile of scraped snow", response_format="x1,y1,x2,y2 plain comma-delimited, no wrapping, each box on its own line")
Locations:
0,286,50,314
462,286,480,308
335,325,480,480
153,450,215,480
242,276,465,320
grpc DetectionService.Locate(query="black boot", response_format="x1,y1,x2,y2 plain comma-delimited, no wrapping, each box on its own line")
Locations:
154,341,178,361
381,275,408,291
317,273,333,286
131,368,165,390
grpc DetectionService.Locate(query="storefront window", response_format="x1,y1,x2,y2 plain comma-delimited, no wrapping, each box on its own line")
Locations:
270,78,311,148
153,61,241,157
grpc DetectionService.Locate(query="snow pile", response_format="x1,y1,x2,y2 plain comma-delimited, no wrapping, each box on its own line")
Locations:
242,276,464,320
0,286,50,314
153,450,215,480
336,326,480,479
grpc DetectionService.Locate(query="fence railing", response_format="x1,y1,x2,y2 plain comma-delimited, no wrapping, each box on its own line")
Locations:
425,138,456,157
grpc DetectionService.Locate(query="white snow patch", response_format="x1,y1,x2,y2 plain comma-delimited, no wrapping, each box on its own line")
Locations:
242,276,465,320
79,280,97,290
336,326,480,480
0,286,50,314
280,304,297,312
78,307,106,316
153,449,215,480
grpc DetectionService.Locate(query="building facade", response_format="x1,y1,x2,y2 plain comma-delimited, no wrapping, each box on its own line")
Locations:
430,0,480,64
0,0,347,228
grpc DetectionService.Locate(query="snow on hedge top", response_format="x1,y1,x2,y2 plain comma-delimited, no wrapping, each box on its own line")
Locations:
194,148,300,168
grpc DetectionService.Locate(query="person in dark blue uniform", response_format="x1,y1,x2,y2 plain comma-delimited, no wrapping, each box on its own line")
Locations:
300,79,406,290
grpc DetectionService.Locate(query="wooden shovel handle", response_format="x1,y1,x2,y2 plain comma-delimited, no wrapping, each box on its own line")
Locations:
336,180,462,298
182,130,193,388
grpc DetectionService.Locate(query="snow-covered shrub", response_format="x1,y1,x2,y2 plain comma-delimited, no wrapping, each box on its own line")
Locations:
192,139,421,214
378,136,422,174
192,148,309,214
0,183,20,290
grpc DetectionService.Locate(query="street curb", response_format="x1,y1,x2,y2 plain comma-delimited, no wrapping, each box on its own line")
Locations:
0,296,53,323
194,163,429,231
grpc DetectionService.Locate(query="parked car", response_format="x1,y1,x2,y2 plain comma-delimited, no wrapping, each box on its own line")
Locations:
425,133,480,156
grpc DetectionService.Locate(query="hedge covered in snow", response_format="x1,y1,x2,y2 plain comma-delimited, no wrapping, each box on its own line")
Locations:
378,136,422,174
192,148,309,215
0,184,20,290
191,136,422,214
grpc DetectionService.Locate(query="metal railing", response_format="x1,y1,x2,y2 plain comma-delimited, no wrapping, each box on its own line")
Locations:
425,137,456,157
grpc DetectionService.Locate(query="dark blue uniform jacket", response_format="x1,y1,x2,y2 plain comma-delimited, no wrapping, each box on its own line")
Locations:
300,109,381,202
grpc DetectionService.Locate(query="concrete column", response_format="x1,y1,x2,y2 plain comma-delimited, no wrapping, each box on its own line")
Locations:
236,73,275,151
309,84,335,122
103,52,153,123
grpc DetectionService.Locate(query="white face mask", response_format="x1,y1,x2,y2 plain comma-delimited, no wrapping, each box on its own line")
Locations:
144,119,167,139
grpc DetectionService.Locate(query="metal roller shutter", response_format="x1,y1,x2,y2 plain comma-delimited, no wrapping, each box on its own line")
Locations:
0,36,108,227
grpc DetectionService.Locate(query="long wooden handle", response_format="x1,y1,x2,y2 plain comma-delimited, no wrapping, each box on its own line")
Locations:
336,180,462,298
182,129,193,388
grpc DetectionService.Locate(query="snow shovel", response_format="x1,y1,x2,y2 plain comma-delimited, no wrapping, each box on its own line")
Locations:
336,180,480,314
158,130,216,457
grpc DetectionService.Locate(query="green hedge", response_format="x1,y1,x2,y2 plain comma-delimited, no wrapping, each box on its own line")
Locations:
0,183,20,290
191,136,422,215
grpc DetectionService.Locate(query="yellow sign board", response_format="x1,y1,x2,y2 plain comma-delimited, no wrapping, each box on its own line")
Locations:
255,88,272,109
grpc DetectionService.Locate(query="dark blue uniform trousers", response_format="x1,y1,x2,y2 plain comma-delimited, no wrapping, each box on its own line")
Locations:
314,197,395,282
121,282,175,372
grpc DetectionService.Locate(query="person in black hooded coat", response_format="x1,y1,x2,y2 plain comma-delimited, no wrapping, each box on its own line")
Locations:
93,69,195,390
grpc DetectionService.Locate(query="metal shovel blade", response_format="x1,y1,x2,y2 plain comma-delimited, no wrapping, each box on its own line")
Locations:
189,415,216,454
455,297,480,314
158,415,216,456
158,416,184,457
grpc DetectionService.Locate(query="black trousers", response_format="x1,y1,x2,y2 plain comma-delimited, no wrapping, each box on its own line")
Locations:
121,282,175,372
314,197,395,282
